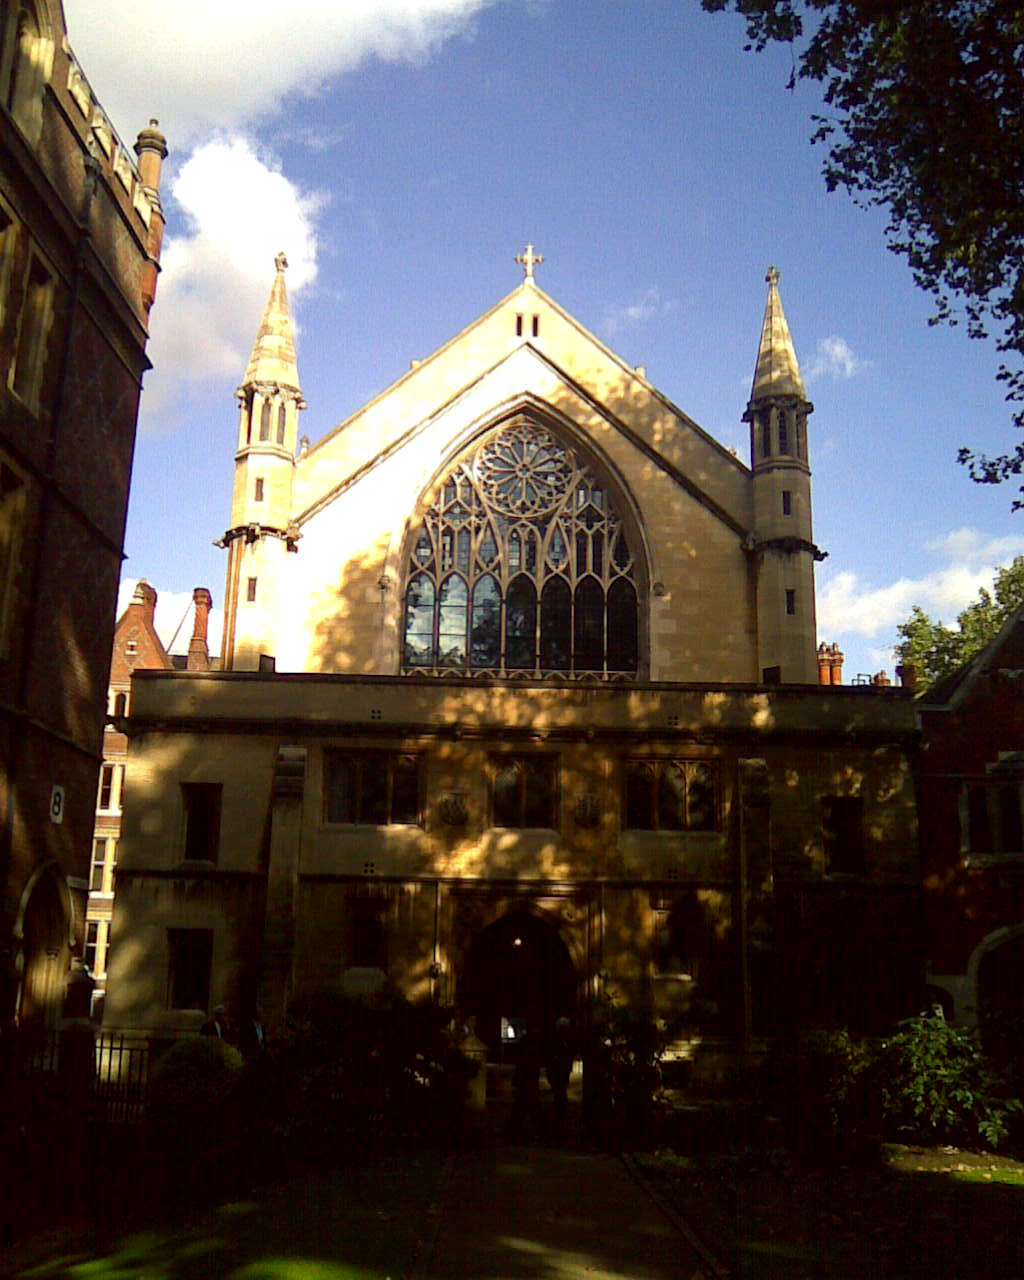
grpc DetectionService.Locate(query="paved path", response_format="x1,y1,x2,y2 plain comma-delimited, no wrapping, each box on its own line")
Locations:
419,1145,714,1279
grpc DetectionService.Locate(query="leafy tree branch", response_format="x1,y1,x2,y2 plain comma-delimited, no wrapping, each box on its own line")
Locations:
701,1,1024,507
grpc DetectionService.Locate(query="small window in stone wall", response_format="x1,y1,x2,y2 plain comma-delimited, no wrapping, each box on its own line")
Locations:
166,927,213,1011
324,751,421,825
967,783,1024,854
84,921,99,974
98,763,115,810
489,754,558,828
624,760,719,832
181,782,222,862
254,477,264,502
277,403,286,445
349,894,387,969
1000,785,1024,853
822,795,864,875
968,785,992,853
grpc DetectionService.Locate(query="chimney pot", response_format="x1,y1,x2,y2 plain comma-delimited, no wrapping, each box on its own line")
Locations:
187,587,212,672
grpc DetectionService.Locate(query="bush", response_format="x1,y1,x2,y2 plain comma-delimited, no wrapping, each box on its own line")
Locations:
253,987,474,1158
877,1012,1022,1150
144,1036,246,1198
585,1002,671,1149
764,1029,878,1153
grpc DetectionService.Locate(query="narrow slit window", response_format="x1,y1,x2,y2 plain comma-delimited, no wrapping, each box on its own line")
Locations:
515,314,523,337
532,315,539,337
254,477,264,502
786,589,796,616
247,576,257,602
259,400,271,441
782,490,792,516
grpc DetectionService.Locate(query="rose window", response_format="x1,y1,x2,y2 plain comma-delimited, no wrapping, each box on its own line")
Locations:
402,416,640,679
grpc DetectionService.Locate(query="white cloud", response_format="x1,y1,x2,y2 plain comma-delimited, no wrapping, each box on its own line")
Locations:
141,138,322,425
64,1,494,144
601,287,675,339
817,527,1024,640
118,579,225,657
803,335,867,383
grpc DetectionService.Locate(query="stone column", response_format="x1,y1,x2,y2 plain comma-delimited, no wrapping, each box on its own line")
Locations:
738,758,773,1038
258,745,306,1030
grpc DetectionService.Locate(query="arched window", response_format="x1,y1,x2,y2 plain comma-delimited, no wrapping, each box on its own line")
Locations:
4,3,51,145
259,399,271,441
776,408,788,455
401,416,640,678
277,403,287,445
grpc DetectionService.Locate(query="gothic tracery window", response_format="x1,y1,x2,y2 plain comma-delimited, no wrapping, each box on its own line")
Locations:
402,418,640,679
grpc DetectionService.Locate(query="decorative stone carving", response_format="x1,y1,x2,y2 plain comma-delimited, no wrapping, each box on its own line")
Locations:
574,792,601,829
439,791,468,828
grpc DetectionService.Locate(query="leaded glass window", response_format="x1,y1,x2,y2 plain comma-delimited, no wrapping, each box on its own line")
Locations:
402,418,640,678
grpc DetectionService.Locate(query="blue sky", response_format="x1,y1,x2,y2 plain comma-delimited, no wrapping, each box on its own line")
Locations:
67,0,1024,678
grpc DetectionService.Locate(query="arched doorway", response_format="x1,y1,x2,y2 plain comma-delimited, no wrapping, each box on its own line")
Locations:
16,865,70,1031
460,911,576,1060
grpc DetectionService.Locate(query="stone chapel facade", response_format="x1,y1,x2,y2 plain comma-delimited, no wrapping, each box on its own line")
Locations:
105,253,922,1058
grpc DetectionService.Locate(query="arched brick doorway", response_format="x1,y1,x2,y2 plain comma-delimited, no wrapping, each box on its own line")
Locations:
460,910,576,1060
16,865,70,1030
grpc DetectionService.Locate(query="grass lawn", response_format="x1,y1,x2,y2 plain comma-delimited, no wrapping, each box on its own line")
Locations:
638,1143,1024,1279
13,1155,447,1280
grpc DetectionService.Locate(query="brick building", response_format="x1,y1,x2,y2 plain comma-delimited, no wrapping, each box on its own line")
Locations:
106,254,922,1064
0,0,166,1029
917,604,1024,1056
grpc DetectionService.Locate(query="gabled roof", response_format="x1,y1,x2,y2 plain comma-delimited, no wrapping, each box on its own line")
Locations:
920,600,1024,710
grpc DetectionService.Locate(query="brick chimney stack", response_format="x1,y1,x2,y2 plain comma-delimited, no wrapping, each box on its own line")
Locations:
895,663,917,692
817,641,843,686
187,588,212,672
130,579,157,626
133,119,168,319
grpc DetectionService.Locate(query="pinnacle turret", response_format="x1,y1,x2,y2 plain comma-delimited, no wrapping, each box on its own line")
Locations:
749,265,805,403
240,252,303,395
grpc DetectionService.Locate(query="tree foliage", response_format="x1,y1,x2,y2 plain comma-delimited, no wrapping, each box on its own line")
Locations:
701,1,1024,507
894,554,1024,687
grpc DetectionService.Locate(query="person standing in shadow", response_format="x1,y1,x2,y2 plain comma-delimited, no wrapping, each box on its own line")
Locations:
507,1022,542,1142
546,1016,573,1142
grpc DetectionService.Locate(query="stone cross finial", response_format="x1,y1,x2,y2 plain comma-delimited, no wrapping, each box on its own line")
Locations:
275,251,288,272
516,243,543,281
766,264,780,287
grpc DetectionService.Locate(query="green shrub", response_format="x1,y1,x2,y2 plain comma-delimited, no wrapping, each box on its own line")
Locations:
877,1012,1022,1150
145,1036,246,1197
765,1029,878,1153
254,987,473,1157
586,1002,671,1149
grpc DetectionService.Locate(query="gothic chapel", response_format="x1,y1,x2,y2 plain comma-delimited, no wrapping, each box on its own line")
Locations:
106,252,922,1061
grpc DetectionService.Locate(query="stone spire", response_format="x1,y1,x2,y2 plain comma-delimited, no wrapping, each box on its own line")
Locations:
241,252,302,394
749,265,805,402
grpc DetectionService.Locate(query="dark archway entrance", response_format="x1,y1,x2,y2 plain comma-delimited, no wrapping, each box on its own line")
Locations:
460,911,576,1060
